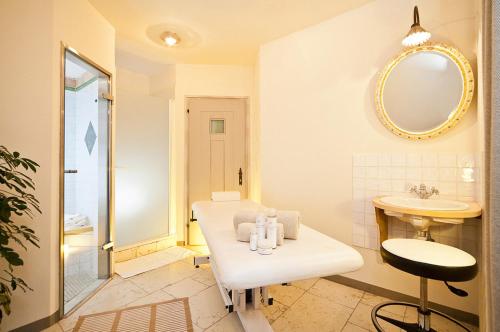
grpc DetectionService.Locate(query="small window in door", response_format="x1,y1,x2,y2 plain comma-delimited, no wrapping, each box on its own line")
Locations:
210,119,225,134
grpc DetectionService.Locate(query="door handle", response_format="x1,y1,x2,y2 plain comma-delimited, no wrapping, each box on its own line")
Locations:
64,169,78,174
102,241,114,251
238,168,243,186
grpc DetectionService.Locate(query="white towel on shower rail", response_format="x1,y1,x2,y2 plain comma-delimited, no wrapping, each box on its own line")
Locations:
211,191,241,202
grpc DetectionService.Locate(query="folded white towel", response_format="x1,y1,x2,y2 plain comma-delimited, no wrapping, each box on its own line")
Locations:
234,209,300,239
233,210,265,230
236,223,256,242
277,210,300,240
212,191,241,202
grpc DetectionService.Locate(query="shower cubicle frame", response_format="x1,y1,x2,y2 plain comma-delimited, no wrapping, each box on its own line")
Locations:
59,43,115,318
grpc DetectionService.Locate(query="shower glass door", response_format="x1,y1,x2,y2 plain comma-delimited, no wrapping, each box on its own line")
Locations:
62,48,112,314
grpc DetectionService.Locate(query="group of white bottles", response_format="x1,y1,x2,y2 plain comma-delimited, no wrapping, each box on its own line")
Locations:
250,209,278,254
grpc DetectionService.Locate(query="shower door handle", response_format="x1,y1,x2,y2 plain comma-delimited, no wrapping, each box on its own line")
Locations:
64,169,78,174
102,241,114,251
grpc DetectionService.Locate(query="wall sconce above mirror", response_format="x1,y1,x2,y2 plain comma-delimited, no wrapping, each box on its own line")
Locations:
376,44,474,140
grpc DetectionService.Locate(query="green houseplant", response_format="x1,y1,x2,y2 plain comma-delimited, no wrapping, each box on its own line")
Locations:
0,145,40,323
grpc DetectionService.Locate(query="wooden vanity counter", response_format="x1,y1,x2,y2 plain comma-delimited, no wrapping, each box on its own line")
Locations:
372,196,482,243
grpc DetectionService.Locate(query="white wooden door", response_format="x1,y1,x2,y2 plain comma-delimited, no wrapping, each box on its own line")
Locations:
188,97,247,245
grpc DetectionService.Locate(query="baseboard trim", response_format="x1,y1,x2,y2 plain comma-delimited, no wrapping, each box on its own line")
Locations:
10,309,59,332
324,275,479,326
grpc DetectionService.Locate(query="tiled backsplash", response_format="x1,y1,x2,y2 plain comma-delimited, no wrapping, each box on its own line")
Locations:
352,152,481,256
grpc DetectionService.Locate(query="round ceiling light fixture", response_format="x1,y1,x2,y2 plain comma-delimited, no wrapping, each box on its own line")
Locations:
147,24,201,49
402,6,431,47
162,31,180,47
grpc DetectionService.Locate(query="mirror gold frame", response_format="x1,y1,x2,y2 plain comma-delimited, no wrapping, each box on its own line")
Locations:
375,43,474,140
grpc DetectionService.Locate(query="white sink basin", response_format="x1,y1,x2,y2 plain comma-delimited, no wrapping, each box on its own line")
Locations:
380,196,469,211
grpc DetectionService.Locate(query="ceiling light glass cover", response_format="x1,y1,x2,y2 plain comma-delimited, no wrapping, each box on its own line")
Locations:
402,6,431,47
162,32,180,46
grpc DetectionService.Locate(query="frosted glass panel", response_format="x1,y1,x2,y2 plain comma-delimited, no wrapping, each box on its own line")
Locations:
210,119,225,134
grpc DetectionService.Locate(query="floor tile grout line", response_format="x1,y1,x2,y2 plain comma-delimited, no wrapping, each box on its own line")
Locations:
161,278,210,298
341,290,365,331
126,264,201,294
266,298,289,326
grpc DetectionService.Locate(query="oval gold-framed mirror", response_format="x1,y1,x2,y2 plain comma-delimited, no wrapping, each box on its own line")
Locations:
375,43,474,140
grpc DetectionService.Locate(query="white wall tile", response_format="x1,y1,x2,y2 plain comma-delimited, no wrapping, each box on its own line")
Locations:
378,167,392,180
406,153,422,167
438,153,457,167
422,153,438,167
364,154,379,167
353,178,365,189
353,166,365,178
352,212,365,225
351,152,481,252
422,167,439,181
439,168,457,182
391,154,406,166
379,180,392,192
378,153,392,167
458,182,475,197
353,223,365,236
365,167,379,179
365,179,379,191
390,167,406,180
352,234,364,247
406,168,421,181
391,180,407,193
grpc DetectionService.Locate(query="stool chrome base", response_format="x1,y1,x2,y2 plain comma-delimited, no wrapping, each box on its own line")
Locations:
371,302,471,332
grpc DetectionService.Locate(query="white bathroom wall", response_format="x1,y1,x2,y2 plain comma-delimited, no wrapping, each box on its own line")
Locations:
115,66,171,248
259,0,480,314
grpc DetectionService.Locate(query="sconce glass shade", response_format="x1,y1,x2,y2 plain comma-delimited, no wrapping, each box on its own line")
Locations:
402,25,431,47
402,6,431,47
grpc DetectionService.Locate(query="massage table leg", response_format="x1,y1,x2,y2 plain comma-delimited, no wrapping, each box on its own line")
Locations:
192,255,274,331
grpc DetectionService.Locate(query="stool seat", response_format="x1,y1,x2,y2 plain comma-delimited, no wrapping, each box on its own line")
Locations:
381,239,478,282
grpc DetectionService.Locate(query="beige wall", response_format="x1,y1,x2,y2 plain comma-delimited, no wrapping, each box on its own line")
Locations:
0,0,115,329
259,0,480,314
173,65,256,241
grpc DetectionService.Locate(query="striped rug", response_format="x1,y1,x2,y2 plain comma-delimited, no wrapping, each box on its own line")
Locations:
73,298,193,332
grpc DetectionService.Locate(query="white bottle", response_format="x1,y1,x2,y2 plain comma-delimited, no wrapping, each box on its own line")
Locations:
266,209,278,249
256,214,267,241
250,231,258,251
257,239,273,255
277,223,285,246
267,220,277,249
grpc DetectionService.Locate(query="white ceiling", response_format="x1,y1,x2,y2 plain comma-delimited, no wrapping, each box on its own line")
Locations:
89,0,372,65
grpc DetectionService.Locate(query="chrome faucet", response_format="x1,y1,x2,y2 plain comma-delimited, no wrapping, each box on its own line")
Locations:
409,183,439,199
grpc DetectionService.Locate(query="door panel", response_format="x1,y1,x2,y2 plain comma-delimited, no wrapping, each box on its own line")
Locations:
62,49,112,314
188,98,247,245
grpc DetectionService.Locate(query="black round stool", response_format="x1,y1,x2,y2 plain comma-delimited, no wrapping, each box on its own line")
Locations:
371,239,478,332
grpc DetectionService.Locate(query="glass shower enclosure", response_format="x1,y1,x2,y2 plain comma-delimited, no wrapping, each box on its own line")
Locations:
61,47,113,314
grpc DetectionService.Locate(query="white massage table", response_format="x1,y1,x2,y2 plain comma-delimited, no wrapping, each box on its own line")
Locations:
191,200,364,331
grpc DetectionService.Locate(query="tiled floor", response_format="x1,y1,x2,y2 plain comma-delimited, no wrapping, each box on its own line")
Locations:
45,247,477,332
